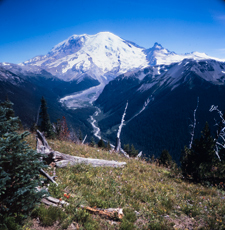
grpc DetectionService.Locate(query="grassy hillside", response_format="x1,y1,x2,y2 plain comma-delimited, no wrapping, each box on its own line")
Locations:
24,133,225,230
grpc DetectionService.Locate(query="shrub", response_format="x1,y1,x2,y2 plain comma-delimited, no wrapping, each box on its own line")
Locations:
32,204,66,226
123,208,137,223
48,182,65,199
119,208,136,230
120,218,134,230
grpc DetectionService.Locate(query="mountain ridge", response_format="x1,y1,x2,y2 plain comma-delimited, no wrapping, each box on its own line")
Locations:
94,59,225,161
21,32,225,85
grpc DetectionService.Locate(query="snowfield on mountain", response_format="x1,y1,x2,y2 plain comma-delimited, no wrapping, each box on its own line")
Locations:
22,32,225,84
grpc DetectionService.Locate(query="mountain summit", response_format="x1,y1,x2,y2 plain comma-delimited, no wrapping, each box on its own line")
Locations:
22,32,224,84
23,32,148,83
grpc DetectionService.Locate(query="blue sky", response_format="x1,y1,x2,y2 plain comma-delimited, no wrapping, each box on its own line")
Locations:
0,0,225,63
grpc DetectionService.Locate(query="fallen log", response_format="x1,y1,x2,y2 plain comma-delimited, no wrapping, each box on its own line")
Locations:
55,158,126,168
80,205,123,220
40,195,123,220
41,196,69,207
36,130,126,168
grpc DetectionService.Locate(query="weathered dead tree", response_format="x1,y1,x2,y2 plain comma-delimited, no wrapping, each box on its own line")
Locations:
115,137,121,152
135,151,142,159
36,130,126,168
115,102,129,158
82,134,87,144
189,97,199,149
80,205,123,220
36,187,69,207
209,105,224,161
38,191,123,220
36,129,54,156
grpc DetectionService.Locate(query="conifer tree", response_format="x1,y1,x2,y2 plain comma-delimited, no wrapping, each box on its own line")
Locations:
124,143,138,157
159,149,172,167
98,138,105,148
78,129,83,143
0,102,46,225
181,122,216,181
130,144,138,157
124,144,130,154
39,96,54,138
89,137,96,147
0,98,15,119
106,141,111,150
0,98,23,130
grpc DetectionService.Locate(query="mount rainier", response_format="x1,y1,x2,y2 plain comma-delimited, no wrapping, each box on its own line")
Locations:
1,31,225,161
19,31,225,108
22,32,224,82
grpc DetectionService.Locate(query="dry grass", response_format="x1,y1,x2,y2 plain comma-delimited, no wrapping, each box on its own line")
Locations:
25,133,225,229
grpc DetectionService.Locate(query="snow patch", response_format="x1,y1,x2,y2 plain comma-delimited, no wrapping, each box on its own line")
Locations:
153,66,160,75
127,96,154,122
2,62,10,66
138,82,157,92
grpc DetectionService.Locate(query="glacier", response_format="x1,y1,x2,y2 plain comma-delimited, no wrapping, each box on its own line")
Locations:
20,31,225,109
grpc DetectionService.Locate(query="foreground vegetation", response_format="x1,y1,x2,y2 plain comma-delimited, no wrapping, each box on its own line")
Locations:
19,134,225,229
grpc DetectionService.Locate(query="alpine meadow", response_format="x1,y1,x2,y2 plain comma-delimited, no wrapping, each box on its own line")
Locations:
1,0,225,229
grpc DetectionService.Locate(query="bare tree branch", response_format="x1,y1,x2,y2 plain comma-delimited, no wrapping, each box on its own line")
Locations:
117,101,128,139
82,134,87,144
115,101,129,158
40,168,58,185
189,97,199,149
209,105,224,161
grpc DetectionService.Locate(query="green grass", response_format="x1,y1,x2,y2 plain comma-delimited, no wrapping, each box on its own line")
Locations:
25,133,225,229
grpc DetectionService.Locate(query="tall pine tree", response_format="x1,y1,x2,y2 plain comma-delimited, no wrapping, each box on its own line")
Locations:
0,101,47,225
159,149,172,167
0,98,23,130
181,122,216,181
39,96,54,138
98,138,105,148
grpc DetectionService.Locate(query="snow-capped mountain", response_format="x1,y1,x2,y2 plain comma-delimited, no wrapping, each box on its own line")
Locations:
22,32,149,83
137,59,225,93
22,32,225,85
0,65,24,85
144,42,225,66
0,62,51,78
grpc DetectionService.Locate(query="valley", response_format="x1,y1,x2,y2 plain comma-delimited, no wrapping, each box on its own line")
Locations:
1,32,225,162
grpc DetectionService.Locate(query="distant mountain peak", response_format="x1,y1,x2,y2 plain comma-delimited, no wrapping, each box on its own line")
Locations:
153,42,163,49
24,32,148,82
